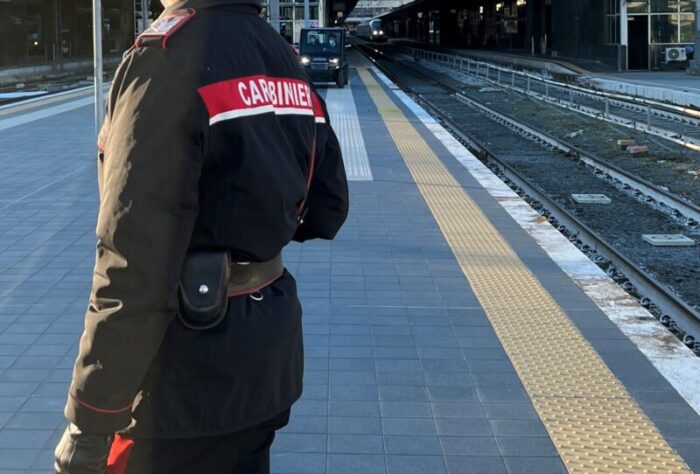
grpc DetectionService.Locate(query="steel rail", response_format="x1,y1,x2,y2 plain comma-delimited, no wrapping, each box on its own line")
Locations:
399,45,700,121
356,43,700,340
361,44,700,224
399,46,700,152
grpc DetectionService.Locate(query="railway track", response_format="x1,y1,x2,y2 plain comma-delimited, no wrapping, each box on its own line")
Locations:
356,43,700,352
394,45,700,152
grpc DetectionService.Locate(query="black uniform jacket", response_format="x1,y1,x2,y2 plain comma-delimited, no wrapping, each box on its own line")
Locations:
65,0,349,437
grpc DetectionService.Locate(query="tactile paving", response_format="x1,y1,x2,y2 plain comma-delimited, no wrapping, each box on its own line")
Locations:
357,67,691,473
325,87,374,181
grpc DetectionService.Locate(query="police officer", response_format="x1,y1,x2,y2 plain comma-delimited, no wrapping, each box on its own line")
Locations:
53,0,349,471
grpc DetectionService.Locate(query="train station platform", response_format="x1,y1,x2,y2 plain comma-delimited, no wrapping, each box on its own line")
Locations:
0,52,699,473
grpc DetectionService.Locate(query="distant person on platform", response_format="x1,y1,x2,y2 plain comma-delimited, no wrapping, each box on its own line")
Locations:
53,0,349,472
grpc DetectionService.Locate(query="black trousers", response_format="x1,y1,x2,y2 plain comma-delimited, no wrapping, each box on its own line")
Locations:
121,410,290,474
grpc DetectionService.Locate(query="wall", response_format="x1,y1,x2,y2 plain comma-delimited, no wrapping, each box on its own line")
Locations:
550,0,618,66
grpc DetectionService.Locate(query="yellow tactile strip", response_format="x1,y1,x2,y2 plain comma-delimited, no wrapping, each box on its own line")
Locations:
357,67,690,473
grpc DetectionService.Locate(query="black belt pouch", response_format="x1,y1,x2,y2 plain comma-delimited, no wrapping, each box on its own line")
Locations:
178,250,231,330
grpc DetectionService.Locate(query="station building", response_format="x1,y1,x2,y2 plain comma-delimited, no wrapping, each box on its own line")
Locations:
0,0,356,70
2,0,693,72
0,0,137,68
380,0,697,70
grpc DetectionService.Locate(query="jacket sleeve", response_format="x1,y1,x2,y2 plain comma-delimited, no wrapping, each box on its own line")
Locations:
65,47,208,434
293,91,349,242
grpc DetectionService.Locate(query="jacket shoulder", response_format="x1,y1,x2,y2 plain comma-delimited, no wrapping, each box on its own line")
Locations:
135,9,197,49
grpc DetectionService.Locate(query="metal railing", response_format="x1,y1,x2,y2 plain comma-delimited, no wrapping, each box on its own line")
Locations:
398,46,700,151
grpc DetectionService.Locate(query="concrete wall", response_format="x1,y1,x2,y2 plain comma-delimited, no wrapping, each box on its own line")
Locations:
550,0,617,66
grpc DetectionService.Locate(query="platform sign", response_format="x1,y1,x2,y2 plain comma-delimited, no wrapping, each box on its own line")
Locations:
504,19,518,34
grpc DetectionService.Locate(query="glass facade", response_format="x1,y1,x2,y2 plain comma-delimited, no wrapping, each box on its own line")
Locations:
263,0,323,45
606,0,696,68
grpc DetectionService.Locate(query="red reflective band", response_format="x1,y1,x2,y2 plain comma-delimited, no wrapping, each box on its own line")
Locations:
70,393,132,414
105,435,134,474
198,75,315,125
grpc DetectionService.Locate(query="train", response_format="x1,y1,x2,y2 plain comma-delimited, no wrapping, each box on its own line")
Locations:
355,19,387,42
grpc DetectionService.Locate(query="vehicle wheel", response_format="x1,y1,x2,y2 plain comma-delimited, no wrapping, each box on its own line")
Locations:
336,69,345,88
344,67,349,85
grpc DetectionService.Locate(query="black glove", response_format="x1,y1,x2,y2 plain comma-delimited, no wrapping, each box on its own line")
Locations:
54,423,114,474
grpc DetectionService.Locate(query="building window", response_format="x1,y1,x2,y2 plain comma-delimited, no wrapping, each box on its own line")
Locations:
627,1,649,13
679,13,695,41
651,14,679,42
679,0,696,12
651,0,676,12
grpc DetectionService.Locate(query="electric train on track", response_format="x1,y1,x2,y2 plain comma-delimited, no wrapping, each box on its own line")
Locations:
355,19,387,42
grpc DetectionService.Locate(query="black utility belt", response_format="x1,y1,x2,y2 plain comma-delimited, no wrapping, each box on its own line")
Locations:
178,251,284,330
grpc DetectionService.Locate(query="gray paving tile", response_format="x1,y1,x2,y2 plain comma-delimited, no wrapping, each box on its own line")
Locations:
378,386,429,402
375,371,425,386
328,416,381,435
292,399,328,416
300,384,328,400
653,420,700,439
374,359,421,372
384,435,442,455
421,359,469,373
0,430,53,449
281,416,327,434
502,456,567,474
329,371,376,386
496,437,558,457
270,452,326,473
328,434,383,454
0,383,38,397
5,412,65,430
273,433,326,453
386,455,447,474
0,449,39,469
428,386,478,402
431,402,485,419
328,401,380,418
327,453,386,474
329,384,378,401
489,420,549,437
481,403,539,420
667,439,700,461
329,358,375,372
381,418,437,435
424,372,473,387
29,448,55,470
444,455,508,474
0,397,27,412
436,418,493,436
477,387,530,403
379,401,432,419
440,436,501,456
684,458,700,473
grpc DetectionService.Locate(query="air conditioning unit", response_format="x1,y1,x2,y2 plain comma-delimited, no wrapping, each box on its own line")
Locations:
664,47,687,62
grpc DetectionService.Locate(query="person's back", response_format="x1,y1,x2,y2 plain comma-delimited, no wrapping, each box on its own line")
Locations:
54,1,348,472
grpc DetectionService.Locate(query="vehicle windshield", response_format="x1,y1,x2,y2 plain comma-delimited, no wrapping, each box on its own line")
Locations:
300,30,342,55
